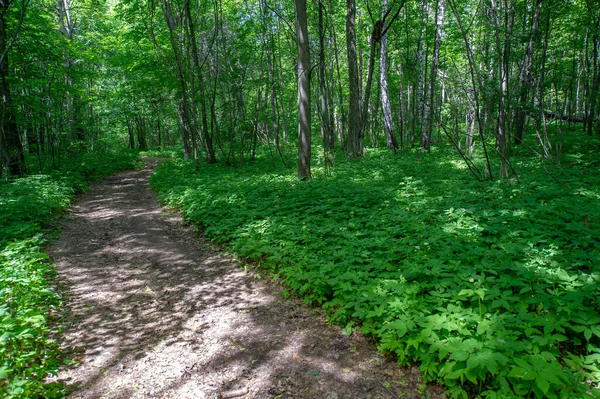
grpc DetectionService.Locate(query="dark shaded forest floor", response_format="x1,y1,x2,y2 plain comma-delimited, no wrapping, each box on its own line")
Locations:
47,158,445,399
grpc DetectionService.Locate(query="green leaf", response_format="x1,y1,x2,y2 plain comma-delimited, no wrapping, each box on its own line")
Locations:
450,350,469,362
508,367,537,381
535,376,550,394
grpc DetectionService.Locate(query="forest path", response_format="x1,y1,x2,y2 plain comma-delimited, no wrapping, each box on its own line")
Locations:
48,158,444,399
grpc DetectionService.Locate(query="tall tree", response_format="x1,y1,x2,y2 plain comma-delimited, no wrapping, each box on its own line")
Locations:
184,0,216,163
346,0,362,157
514,0,542,145
421,0,445,151
317,0,333,153
294,0,311,179
161,0,195,162
0,0,27,178
379,0,397,152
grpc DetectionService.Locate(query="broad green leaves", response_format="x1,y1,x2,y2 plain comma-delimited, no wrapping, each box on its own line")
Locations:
151,139,600,398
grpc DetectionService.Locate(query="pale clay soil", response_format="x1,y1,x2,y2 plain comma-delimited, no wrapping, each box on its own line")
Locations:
47,158,446,399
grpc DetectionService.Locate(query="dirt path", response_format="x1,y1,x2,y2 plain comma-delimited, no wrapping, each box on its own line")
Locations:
48,159,445,399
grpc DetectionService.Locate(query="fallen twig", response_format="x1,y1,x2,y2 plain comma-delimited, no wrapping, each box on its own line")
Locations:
220,387,248,398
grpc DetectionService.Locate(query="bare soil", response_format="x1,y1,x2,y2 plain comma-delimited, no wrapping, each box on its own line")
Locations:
47,158,446,399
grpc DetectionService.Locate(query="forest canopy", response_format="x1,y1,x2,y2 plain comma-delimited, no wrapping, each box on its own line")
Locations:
0,0,599,178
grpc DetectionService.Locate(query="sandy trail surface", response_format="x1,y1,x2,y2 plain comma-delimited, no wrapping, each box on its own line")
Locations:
48,159,445,399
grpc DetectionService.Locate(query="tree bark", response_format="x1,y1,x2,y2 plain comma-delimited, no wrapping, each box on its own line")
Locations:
488,0,510,178
380,0,397,152
294,0,311,179
0,0,25,177
346,0,363,157
184,0,217,163
318,0,334,152
162,0,193,160
587,29,600,136
448,0,493,179
514,0,542,145
421,0,445,151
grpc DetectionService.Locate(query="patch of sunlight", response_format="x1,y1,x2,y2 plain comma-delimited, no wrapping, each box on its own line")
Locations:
450,159,469,169
574,188,600,200
441,207,481,237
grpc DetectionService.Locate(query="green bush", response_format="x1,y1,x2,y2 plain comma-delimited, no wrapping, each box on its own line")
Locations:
151,140,600,398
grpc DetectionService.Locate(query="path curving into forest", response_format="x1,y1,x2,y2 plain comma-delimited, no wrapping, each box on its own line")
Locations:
48,158,445,399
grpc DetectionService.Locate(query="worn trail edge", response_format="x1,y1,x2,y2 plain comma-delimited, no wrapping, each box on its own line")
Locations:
48,159,445,399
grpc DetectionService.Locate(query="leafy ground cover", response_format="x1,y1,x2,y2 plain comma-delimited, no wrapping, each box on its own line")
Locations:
151,138,600,398
0,151,139,398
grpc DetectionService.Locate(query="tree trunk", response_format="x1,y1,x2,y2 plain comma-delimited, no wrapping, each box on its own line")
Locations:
0,1,25,177
126,116,135,149
421,0,445,151
414,0,428,147
448,0,493,179
185,0,216,163
346,0,363,157
136,115,148,151
514,0,542,145
361,18,385,147
534,4,552,158
488,0,510,178
587,30,600,136
162,0,193,160
318,0,333,152
294,0,311,179
330,0,346,143
380,0,397,152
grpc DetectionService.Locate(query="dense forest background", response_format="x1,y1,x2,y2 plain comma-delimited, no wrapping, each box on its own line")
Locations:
1,0,599,177
1,0,600,398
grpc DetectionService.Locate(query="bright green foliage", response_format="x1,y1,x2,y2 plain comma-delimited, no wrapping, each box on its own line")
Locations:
0,237,63,399
151,138,600,398
0,151,139,398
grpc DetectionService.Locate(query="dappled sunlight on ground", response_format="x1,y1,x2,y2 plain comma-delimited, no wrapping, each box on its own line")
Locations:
48,159,444,399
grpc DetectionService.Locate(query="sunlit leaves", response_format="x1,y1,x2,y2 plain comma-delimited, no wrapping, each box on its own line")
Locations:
151,137,600,398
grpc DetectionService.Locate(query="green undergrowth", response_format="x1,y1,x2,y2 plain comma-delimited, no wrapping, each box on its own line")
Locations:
151,138,600,399
139,146,182,158
0,150,139,398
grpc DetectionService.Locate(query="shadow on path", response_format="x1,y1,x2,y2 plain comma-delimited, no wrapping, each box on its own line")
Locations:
48,159,445,399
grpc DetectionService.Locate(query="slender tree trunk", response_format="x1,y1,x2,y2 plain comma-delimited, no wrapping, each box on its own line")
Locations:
57,0,84,142
488,0,509,178
421,0,445,151
448,0,493,179
126,116,135,149
346,0,363,157
465,107,475,158
514,0,542,145
414,0,428,146
397,63,405,149
318,0,333,152
330,0,346,143
360,20,382,144
588,28,600,136
136,115,148,150
534,4,553,157
0,1,25,177
380,0,397,152
185,0,216,163
162,0,193,159
294,0,311,179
